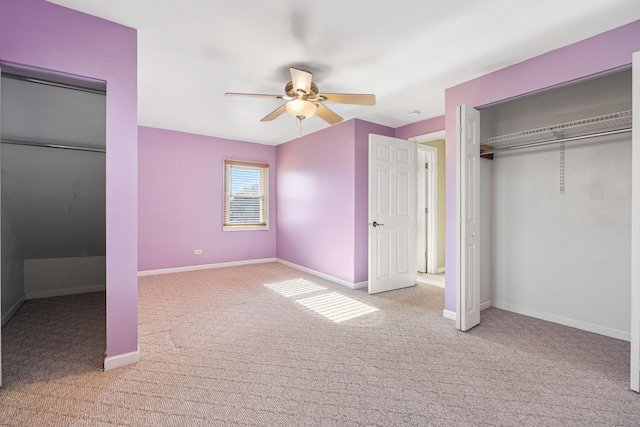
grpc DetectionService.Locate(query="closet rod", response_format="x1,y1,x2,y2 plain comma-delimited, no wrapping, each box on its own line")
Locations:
1,138,106,153
1,72,106,95
481,127,631,155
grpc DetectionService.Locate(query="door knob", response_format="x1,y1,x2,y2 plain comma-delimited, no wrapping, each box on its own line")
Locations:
372,221,384,227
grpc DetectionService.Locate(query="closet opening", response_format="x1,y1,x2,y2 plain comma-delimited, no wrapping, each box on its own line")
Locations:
477,67,632,341
0,63,106,386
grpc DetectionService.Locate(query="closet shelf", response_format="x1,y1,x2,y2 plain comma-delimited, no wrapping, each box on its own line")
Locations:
483,110,632,148
0,137,105,153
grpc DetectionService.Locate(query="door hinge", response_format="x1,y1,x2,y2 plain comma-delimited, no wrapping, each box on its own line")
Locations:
425,207,429,214
425,252,428,258
425,163,429,169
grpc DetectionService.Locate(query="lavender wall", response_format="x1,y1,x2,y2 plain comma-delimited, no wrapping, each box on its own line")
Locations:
138,127,276,270
276,121,357,283
277,119,393,284
0,0,138,358
395,116,445,140
441,20,640,313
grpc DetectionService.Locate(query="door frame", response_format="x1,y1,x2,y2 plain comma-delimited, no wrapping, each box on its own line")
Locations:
0,65,3,387
416,145,437,274
631,50,639,392
0,66,109,386
410,130,444,275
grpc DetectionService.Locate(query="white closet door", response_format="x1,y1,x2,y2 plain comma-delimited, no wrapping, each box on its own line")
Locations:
456,104,481,331
631,50,640,393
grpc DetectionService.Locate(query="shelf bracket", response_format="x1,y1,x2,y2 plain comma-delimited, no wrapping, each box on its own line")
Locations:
480,144,494,160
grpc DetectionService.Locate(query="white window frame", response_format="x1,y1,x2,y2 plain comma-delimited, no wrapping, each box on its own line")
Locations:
223,159,269,231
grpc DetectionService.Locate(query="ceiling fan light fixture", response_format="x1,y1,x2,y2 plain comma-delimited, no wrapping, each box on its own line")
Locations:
286,99,317,120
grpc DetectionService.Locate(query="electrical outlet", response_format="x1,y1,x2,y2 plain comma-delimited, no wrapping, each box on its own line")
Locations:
246,250,251,258
194,249,203,255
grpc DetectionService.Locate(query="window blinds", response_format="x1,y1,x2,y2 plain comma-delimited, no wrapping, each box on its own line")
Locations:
223,160,269,227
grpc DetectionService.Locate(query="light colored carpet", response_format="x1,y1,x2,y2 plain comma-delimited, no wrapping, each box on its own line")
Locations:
417,272,445,288
1,262,639,426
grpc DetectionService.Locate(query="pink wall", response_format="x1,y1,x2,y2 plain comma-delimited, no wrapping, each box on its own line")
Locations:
276,121,357,283
394,115,445,140
277,119,393,284
0,0,138,357
138,127,277,270
442,20,640,312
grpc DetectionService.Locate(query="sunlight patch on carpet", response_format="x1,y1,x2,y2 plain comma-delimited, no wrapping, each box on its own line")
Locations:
296,292,379,323
264,279,327,297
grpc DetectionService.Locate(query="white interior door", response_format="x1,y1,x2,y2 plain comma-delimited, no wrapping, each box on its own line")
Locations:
631,50,640,393
369,134,416,294
456,104,481,331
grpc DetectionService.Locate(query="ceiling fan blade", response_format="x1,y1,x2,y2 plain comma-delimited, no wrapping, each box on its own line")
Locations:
225,92,285,99
290,67,312,94
260,104,287,121
318,93,376,105
316,103,343,125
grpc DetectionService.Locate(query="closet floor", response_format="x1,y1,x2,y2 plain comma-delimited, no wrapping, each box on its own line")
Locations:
1,291,105,386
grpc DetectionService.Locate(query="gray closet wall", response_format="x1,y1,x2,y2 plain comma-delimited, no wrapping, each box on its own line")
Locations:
1,71,106,325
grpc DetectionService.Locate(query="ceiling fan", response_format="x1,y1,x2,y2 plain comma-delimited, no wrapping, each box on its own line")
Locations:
225,67,375,125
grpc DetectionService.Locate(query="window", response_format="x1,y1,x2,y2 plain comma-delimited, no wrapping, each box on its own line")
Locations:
223,159,269,230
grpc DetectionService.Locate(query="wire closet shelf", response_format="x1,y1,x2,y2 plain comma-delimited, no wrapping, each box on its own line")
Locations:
482,110,632,154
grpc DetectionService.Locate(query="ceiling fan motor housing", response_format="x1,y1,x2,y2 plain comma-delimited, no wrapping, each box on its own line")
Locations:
285,81,319,99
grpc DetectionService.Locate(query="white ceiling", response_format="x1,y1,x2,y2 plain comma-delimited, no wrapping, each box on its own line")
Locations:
47,0,640,145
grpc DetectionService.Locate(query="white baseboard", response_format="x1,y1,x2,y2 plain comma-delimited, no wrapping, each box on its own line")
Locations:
1,294,26,326
480,300,492,311
354,281,368,290
138,258,277,276
26,285,105,300
424,280,445,289
437,267,446,274
492,300,630,342
632,359,640,393
443,309,456,321
276,259,363,290
441,302,491,323
104,348,140,370
137,258,366,290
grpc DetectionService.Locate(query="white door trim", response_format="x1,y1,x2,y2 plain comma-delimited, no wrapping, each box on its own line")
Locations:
0,65,3,387
411,130,444,275
417,145,438,274
409,130,446,143
630,50,640,393
416,150,427,273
